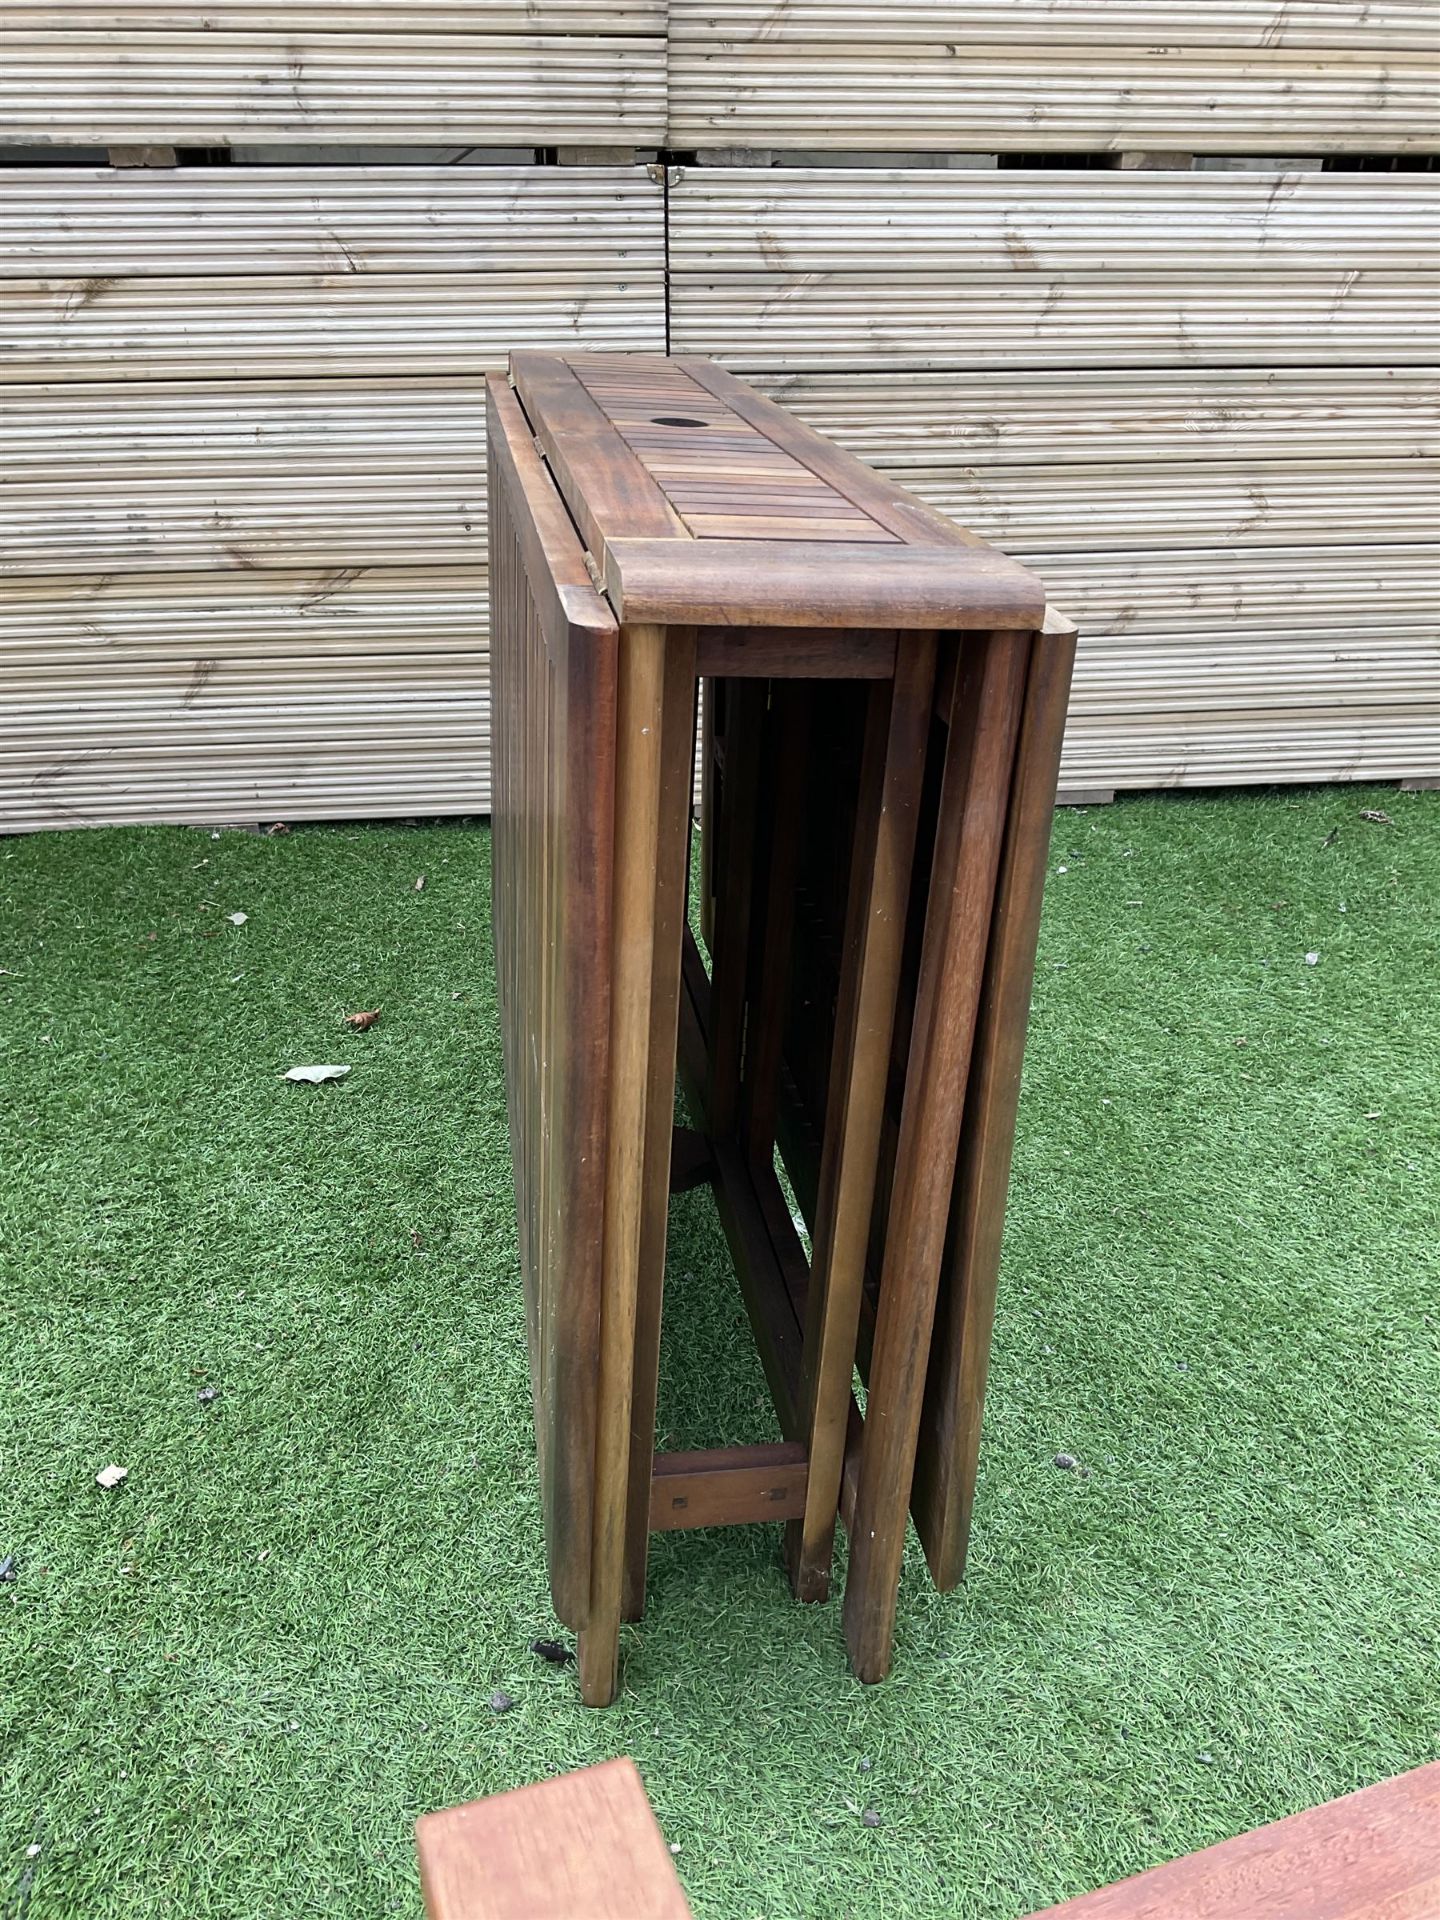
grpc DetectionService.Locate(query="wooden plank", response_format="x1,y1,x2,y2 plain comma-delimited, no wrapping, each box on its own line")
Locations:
669,3,1440,55
649,1443,808,1531
0,30,667,146
605,539,1045,631
913,620,1076,1590
786,639,936,1604
0,275,665,384
748,371,1440,469
417,1758,692,1920
666,39,1439,153
0,167,665,278
1022,1760,1440,1920
578,619,675,1709
487,376,619,1634
27,3,665,25
842,628,1029,1684
670,274,1436,372
620,626,698,1624
670,172,1440,278
512,351,687,563
695,628,896,678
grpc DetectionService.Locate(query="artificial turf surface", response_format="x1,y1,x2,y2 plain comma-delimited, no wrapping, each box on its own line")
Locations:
1,783,1437,1919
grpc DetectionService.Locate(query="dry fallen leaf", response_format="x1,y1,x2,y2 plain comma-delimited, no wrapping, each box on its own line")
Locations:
282,1064,351,1084
96,1464,129,1490
344,1009,381,1031
413,874,426,892
226,912,248,927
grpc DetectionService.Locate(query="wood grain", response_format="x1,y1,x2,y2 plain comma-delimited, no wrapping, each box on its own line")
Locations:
913,617,1077,1590
785,641,936,1604
417,1758,692,1920
1021,1760,1440,1920
841,628,1029,1683
487,375,618,1633
515,351,1046,633
620,627,698,1624
578,619,685,1708
650,1443,808,1532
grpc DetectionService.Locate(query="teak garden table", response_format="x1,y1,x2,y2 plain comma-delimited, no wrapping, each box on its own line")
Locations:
488,351,1075,1705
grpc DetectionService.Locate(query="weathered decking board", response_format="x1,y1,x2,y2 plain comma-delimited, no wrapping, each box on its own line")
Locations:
0,567,493,831
0,166,661,833
669,1,1440,53
23,2,662,23
669,171,1438,371
1034,545,1439,638
0,25,665,146
672,166,1440,792
672,171,1438,276
750,371,1440,468
849,463,1438,554
0,274,662,383
1056,711,1440,789
0,168,668,277
666,1,1440,151
0,379,489,576
670,276,1433,372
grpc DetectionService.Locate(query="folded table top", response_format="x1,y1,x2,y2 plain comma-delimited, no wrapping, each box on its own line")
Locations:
509,351,1048,634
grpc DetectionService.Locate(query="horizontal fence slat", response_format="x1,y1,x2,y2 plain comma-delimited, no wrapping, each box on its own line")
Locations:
16,3,663,27
666,1,1440,152
668,170,1440,276
0,165,662,831
672,165,1438,792
0,168,665,279
748,371,1440,467
0,29,665,145
669,2,1440,54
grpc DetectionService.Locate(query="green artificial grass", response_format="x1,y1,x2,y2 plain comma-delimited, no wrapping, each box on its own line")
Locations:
1,785,1437,1919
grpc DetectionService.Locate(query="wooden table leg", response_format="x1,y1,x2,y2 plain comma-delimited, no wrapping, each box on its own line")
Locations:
622,640,699,1625
912,621,1077,1590
841,628,1030,1685
579,624,695,1708
785,637,936,1603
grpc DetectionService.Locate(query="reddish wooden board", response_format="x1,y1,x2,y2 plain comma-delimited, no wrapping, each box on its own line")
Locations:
1022,1761,1440,1920
417,1758,693,1920
487,375,619,1632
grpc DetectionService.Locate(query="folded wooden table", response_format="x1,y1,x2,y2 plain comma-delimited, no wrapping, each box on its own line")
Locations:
488,350,1075,1704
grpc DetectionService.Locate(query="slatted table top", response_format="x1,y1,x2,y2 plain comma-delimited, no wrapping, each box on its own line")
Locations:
509,350,1048,631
